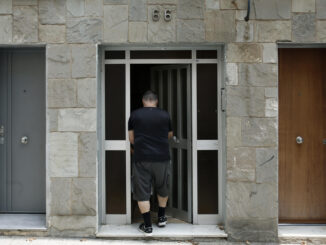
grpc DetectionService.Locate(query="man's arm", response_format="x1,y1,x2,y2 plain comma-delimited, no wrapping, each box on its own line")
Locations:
128,130,135,145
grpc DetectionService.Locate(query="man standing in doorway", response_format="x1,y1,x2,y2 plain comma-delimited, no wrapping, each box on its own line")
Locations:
128,90,173,235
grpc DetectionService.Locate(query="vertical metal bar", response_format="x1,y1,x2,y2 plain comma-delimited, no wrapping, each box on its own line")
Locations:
177,68,182,210
126,50,131,224
187,64,192,223
101,47,106,224
159,71,163,109
7,51,12,211
191,49,198,224
167,68,173,209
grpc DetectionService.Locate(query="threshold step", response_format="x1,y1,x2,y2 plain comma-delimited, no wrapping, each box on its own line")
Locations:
97,224,227,239
279,225,326,238
0,214,47,231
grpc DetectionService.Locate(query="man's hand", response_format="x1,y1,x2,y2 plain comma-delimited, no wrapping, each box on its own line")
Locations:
168,131,173,139
129,130,135,145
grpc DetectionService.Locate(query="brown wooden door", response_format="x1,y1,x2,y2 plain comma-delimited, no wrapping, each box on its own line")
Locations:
279,48,326,223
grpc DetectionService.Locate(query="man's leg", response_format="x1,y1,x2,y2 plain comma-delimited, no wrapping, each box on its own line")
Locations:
138,200,150,214
157,195,168,220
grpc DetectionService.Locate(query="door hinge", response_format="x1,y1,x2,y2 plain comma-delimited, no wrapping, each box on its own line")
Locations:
221,88,226,112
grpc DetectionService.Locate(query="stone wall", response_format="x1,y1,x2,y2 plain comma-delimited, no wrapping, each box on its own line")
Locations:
0,0,325,241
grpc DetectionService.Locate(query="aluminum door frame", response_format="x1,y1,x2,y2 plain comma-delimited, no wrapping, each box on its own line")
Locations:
100,46,225,225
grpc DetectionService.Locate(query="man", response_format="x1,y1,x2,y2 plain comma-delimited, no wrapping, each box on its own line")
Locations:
128,90,173,235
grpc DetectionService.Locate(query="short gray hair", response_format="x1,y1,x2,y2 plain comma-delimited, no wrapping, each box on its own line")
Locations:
142,90,158,101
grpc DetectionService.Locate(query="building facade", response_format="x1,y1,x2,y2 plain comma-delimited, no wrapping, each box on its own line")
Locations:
0,0,325,242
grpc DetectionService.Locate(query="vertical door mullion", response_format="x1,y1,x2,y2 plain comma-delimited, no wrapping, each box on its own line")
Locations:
177,68,182,211
187,65,192,222
101,47,106,223
7,52,12,211
159,71,163,108
167,69,173,209
126,50,131,224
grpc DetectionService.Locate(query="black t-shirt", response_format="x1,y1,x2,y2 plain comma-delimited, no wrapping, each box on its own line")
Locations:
128,107,172,162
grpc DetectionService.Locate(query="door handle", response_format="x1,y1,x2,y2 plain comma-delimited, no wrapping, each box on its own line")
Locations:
173,136,180,143
0,125,4,145
21,136,28,144
296,136,303,144
323,139,326,145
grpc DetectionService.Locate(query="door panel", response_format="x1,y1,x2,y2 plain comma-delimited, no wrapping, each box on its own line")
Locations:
279,48,326,223
0,49,45,213
151,65,192,222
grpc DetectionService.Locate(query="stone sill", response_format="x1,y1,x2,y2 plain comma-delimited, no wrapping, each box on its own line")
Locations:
97,224,227,239
0,214,47,231
279,225,326,238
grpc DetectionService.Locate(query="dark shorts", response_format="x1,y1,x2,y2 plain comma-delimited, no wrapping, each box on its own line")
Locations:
132,161,171,201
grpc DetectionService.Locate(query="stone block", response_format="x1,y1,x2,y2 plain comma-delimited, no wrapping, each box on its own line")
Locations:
49,132,78,177
104,0,128,4
129,0,147,21
79,133,97,177
265,98,278,117
47,44,71,79
50,178,71,215
226,63,238,86
13,0,37,5
49,216,96,236
292,13,316,42
226,217,278,242
254,0,291,20
48,79,77,108
58,108,97,132
148,0,176,3
71,178,96,215
39,25,65,43
227,86,265,117
0,0,12,14
206,0,219,10
317,21,326,41
227,168,255,182
227,147,256,170
206,10,235,42
13,6,38,43
262,43,277,64
178,0,204,19
241,118,277,147
265,87,277,98
220,0,247,9
39,0,66,24
256,148,277,184
255,21,291,42
104,5,128,42
0,16,12,43
226,182,278,219
226,117,242,147
238,63,277,86
67,0,85,17
67,18,103,43
148,5,176,42
129,22,147,42
236,21,253,42
48,109,58,132
71,44,96,78
227,43,262,63
177,19,205,42
85,0,103,16
77,78,97,107
317,0,326,19
292,0,315,12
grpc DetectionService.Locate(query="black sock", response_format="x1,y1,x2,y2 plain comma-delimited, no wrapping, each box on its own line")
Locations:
142,211,152,227
158,207,165,218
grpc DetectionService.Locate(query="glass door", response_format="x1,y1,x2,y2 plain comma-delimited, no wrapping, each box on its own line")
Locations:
150,65,192,223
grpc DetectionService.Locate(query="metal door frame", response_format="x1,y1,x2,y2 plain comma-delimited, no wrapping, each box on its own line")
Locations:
99,45,225,225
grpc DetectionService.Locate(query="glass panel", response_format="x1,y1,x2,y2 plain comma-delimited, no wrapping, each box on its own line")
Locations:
197,64,218,139
198,151,218,214
172,70,178,137
181,68,187,139
105,64,125,140
130,50,191,59
105,51,125,59
162,70,168,110
172,149,178,209
182,150,188,211
106,151,126,214
196,50,217,59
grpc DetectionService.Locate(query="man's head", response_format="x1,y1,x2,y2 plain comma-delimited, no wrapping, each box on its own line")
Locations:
142,90,158,107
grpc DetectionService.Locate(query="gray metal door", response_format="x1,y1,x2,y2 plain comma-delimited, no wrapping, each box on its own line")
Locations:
151,65,192,223
0,49,45,213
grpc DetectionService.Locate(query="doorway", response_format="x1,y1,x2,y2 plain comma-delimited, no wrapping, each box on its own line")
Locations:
279,48,326,223
0,48,46,213
101,47,223,225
